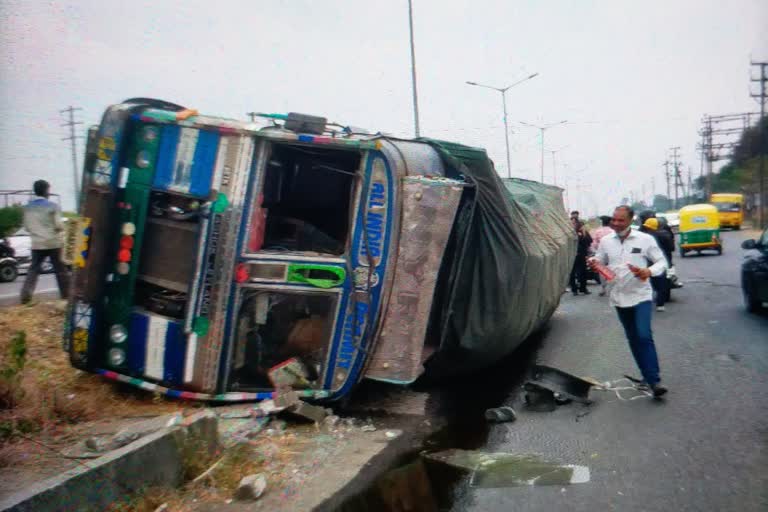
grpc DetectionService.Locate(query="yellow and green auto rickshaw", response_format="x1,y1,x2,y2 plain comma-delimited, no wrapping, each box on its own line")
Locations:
679,204,722,257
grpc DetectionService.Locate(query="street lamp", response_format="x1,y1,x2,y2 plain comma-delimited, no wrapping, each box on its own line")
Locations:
407,0,420,137
548,145,570,187
465,72,539,178
520,120,568,183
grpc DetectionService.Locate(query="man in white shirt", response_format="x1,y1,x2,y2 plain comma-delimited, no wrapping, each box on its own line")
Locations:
590,205,668,397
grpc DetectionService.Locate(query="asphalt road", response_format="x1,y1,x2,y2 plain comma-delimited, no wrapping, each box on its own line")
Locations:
448,229,768,511
0,273,59,305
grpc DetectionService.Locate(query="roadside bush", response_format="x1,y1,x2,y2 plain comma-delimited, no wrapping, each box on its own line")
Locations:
0,205,23,237
0,331,27,409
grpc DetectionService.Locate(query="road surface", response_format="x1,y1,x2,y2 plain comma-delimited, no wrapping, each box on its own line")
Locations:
0,274,60,305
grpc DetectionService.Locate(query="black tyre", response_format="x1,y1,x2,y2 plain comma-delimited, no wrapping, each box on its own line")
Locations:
679,248,686,258
744,286,761,313
734,225,741,231
0,262,18,283
716,246,723,255
41,260,54,273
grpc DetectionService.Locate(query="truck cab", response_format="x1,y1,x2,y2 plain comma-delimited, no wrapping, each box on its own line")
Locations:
710,193,744,230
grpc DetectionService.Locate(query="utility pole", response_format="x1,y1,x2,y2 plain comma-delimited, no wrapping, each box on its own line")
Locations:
407,0,421,138
664,160,671,200
751,60,767,228
670,146,682,209
61,106,83,207
697,112,759,203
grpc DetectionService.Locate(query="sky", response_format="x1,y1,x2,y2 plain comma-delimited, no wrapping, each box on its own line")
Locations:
0,0,766,215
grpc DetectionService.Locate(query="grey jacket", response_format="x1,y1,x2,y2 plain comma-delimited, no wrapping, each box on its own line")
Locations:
23,198,64,250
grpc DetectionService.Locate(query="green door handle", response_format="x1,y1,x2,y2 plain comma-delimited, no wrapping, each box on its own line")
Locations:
286,264,346,289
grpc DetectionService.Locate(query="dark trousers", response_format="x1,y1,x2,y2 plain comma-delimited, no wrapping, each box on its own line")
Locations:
615,301,661,385
650,275,670,307
21,248,69,303
569,255,588,293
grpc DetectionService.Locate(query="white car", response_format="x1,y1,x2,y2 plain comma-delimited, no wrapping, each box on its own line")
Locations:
656,212,680,233
7,225,68,274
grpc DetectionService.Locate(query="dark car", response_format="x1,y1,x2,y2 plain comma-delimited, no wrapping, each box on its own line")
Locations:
741,227,768,313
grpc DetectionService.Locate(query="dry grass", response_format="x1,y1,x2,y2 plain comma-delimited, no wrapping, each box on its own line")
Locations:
105,487,191,512
205,443,267,493
0,300,185,464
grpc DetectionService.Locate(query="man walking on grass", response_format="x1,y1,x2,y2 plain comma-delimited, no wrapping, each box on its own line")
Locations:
589,205,668,397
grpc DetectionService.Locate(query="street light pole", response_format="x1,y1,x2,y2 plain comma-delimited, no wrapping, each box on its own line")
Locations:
501,92,511,178
551,150,557,186
466,73,539,178
520,120,568,183
540,128,545,183
407,0,420,137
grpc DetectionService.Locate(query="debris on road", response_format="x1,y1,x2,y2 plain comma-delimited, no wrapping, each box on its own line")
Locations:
282,401,329,424
484,406,517,423
423,449,591,487
523,381,558,412
530,365,595,404
234,473,267,501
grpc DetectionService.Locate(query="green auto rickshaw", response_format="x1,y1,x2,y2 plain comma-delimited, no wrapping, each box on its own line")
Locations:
678,204,722,257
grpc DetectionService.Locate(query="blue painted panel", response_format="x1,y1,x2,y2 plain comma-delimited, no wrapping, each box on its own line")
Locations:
128,313,149,374
189,130,219,197
153,125,181,190
163,320,186,386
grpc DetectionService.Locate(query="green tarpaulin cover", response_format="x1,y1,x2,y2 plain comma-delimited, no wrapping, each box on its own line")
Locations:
420,139,576,376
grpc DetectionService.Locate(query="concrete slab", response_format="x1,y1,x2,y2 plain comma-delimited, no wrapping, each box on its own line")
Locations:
0,411,218,512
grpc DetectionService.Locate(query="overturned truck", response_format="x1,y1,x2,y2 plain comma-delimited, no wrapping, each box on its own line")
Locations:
63,99,576,402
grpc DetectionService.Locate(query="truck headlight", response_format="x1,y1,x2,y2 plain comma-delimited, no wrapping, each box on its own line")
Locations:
109,324,128,344
108,348,126,366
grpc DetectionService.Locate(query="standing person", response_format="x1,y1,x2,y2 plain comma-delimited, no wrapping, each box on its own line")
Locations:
589,205,668,397
20,180,69,304
590,216,614,296
641,218,673,311
570,210,580,223
569,220,592,296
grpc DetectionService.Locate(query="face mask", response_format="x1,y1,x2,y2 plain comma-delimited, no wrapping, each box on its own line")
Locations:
617,226,631,237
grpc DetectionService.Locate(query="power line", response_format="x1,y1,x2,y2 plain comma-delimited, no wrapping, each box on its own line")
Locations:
60,106,83,206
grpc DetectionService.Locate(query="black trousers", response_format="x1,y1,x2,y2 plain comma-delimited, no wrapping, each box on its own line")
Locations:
21,248,69,303
650,275,670,307
569,255,588,293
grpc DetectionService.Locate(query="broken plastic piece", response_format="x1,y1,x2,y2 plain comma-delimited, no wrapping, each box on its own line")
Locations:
531,365,594,404
484,406,517,423
268,358,311,389
523,382,557,412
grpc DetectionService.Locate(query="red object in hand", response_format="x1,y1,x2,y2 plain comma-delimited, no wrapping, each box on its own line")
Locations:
589,259,615,282
627,264,649,281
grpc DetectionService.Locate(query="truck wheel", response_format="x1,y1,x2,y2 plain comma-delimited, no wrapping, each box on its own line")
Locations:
734,225,741,231
0,262,18,283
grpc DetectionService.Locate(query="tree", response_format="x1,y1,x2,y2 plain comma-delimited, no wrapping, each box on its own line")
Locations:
0,206,23,237
652,194,672,212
